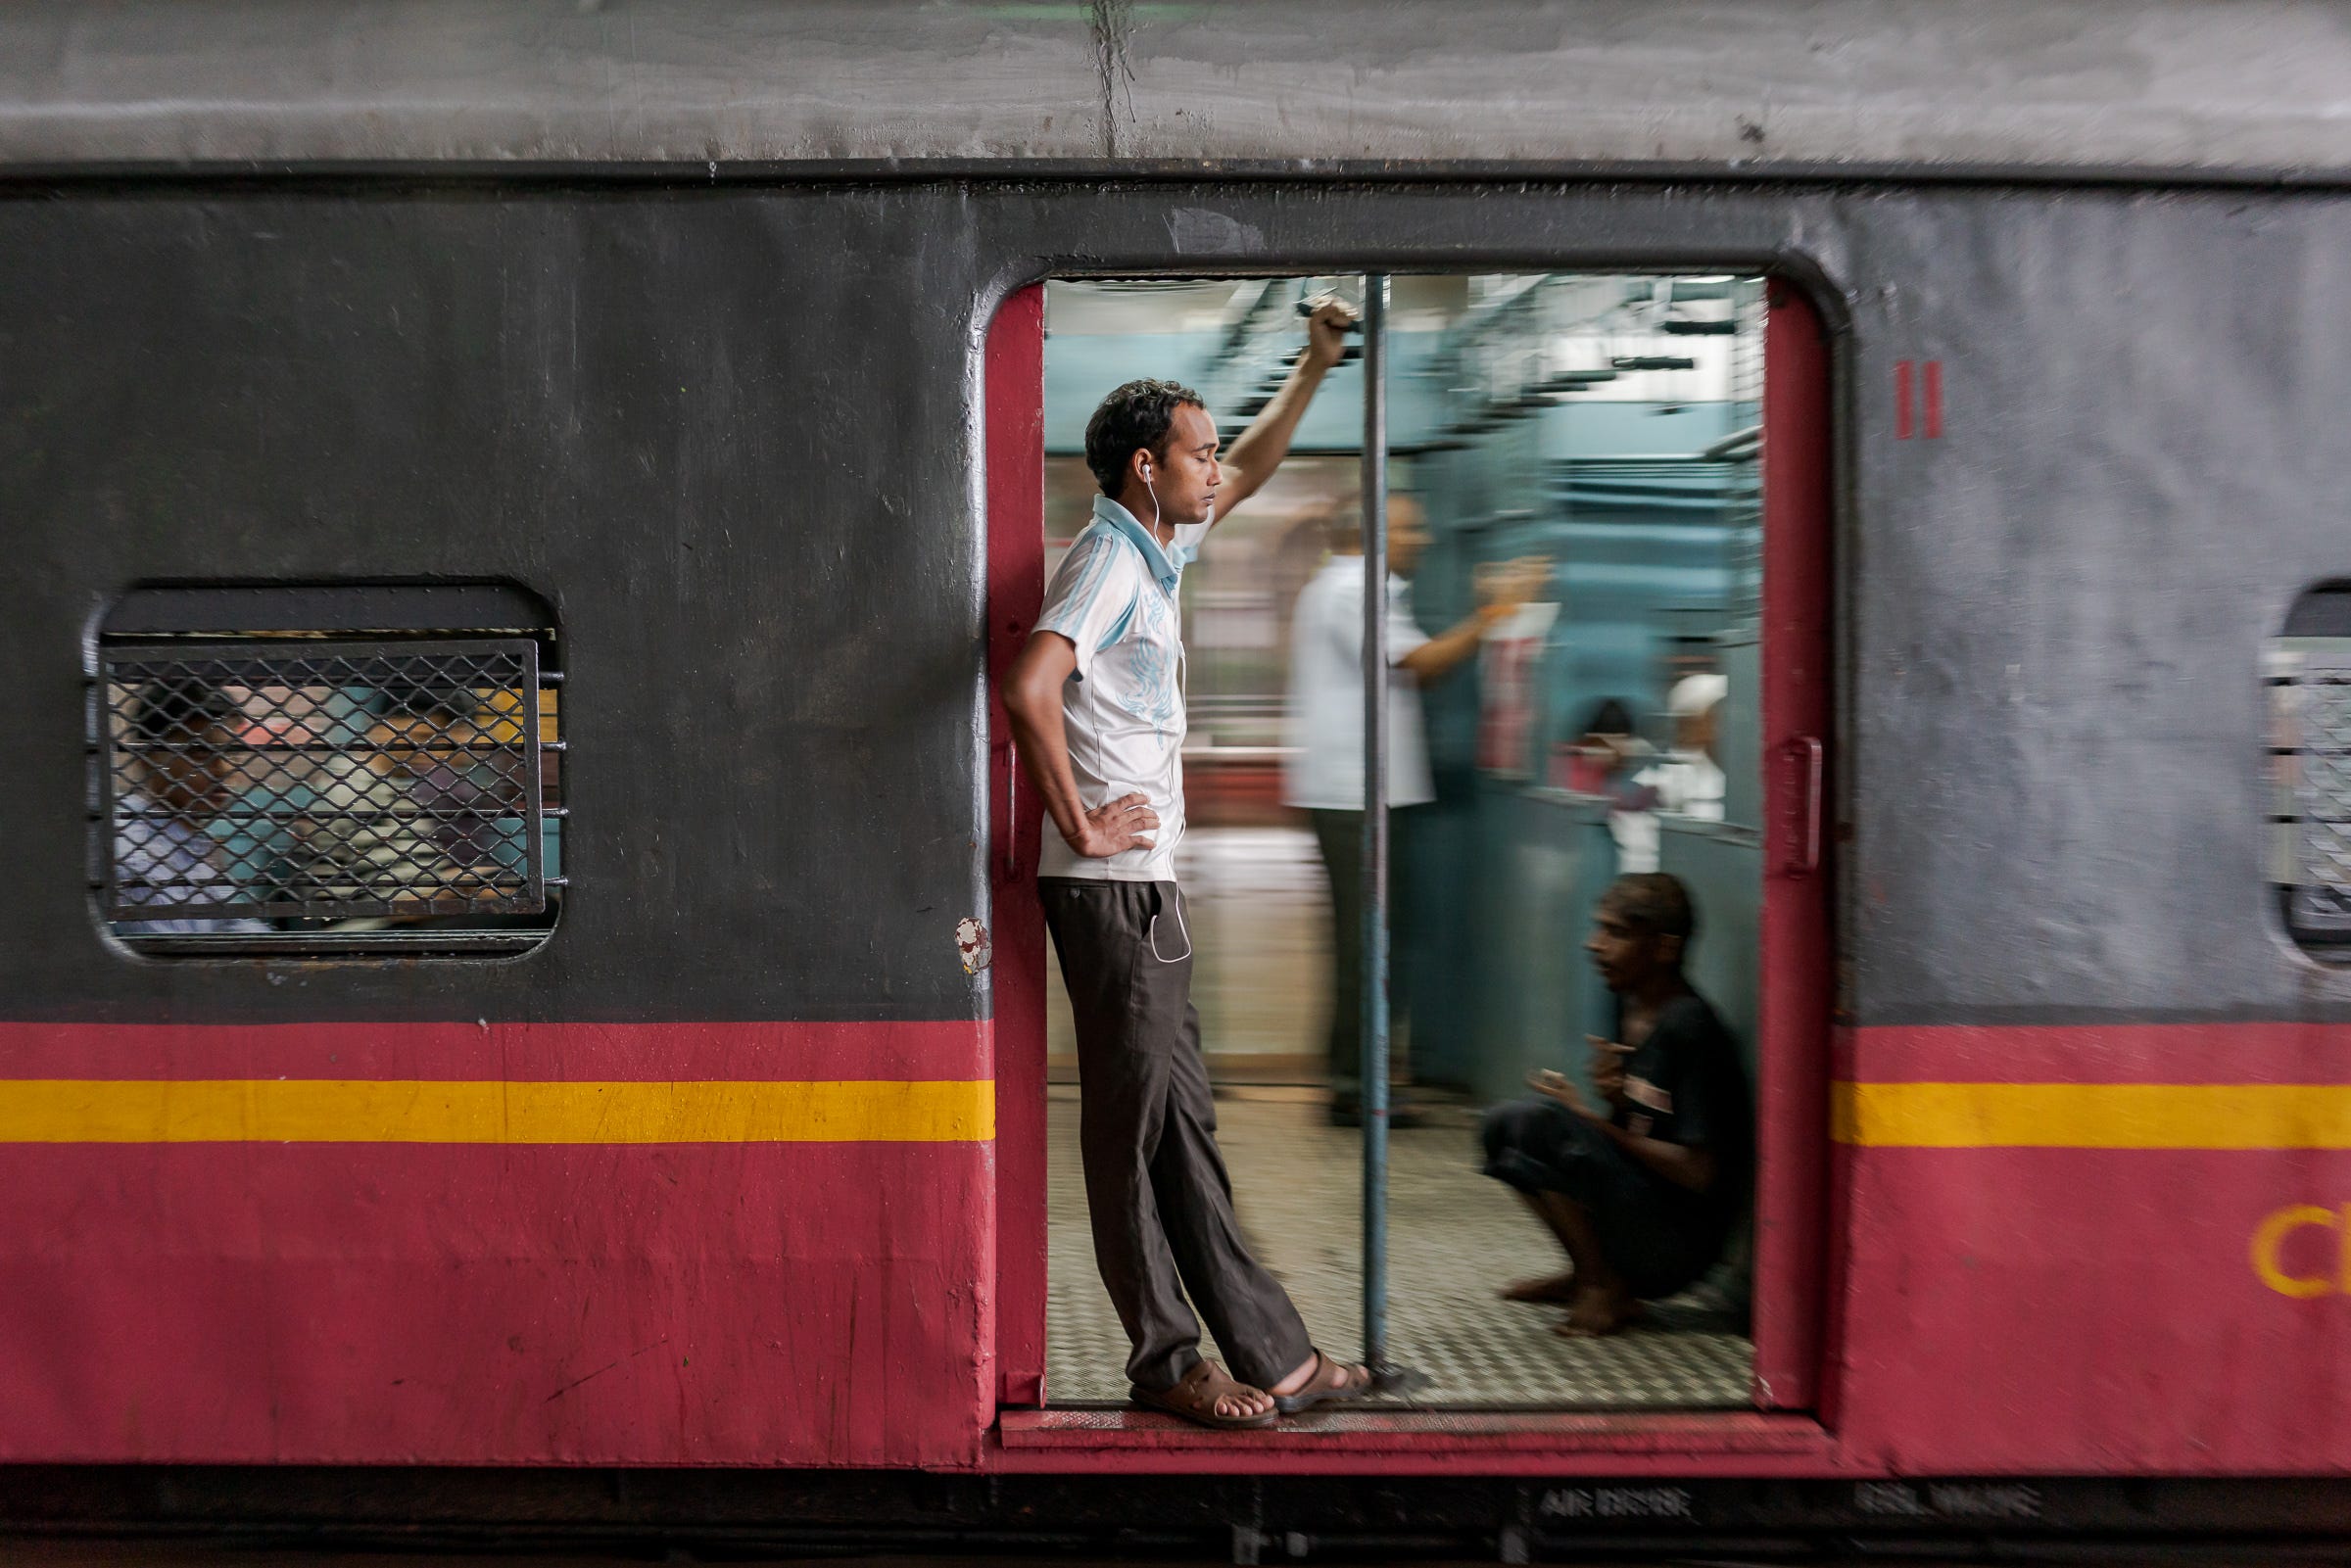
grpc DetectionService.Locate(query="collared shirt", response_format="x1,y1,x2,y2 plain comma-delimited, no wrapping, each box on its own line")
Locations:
112,788,271,934
1032,496,1211,882
1282,555,1435,811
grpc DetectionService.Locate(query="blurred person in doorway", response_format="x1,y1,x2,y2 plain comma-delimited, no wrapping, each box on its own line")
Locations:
1478,873,1751,1337
1285,493,1548,1126
1003,299,1410,1430
1636,672,1727,822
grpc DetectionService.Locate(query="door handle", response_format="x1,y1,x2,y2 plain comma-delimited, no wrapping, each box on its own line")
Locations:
995,741,1022,881
1775,735,1825,878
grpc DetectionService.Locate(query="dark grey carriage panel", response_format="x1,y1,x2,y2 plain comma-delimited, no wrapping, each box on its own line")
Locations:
0,189,993,1022
4,180,2351,1025
1836,193,2351,1023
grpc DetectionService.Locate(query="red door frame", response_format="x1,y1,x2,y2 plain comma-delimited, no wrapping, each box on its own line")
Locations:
984,276,1837,1424
1753,279,1834,1411
985,283,1050,1407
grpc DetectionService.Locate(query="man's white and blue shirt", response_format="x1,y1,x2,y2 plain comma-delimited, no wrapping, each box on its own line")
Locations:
1034,496,1209,882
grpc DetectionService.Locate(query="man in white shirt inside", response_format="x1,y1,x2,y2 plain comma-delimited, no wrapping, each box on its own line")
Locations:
1636,672,1729,823
1002,302,1385,1429
1284,497,1546,1124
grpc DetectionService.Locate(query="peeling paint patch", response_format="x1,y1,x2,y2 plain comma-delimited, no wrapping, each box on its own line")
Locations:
1167,207,1263,256
956,917,992,974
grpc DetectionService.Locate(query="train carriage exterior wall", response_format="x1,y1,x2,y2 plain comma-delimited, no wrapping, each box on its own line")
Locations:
6,171,2351,1481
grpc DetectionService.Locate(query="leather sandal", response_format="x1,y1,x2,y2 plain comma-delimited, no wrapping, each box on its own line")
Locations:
1129,1359,1278,1430
1271,1349,1384,1416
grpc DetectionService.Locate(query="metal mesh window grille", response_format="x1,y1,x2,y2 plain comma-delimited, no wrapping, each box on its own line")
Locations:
98,639,551,921
2294,653,2351,940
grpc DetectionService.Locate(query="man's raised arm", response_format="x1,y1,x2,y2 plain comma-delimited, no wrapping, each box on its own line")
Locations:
1215,298,1358,518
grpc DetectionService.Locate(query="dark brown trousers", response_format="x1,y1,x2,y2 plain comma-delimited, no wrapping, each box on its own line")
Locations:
1039,877,1314,1393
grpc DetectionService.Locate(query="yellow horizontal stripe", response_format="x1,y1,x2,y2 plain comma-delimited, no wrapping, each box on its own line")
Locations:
1836,1081,2351,1150
0,1079,992,1144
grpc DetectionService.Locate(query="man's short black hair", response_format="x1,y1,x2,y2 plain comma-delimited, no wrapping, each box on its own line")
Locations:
1578,697,1637,739
127,681,238,746
1084,378,1205,498
1604,872,1696,950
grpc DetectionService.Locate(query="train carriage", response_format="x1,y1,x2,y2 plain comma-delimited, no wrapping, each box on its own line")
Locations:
6,0,2351,1553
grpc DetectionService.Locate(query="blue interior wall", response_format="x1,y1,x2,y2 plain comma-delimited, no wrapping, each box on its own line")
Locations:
1043,304,1759,1098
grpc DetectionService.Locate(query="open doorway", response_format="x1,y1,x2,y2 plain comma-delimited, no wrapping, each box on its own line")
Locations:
995,272,1826,1413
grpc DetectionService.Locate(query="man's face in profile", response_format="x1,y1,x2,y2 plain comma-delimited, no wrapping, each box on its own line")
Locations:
1387,495,1429,578
1585,895,1673,994
143,720,235,816
1149,403,1223,528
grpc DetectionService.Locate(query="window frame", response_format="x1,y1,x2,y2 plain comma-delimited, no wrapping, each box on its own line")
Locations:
90,584,565,961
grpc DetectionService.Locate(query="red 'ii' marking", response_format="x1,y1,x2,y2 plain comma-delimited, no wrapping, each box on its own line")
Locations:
1923,359,1943,438
1894,359,1915,439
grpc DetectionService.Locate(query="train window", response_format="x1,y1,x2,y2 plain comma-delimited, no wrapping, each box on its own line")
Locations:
2273,585,2351,962
92,585,563,958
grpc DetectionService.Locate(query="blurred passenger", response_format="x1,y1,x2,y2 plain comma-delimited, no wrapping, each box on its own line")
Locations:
1558,697,1662,874
1479,873,1751,1337
1473,583,1559,777
1004,300,1404,1429
383,683,529,888
1285,495,1548,1125
111,682,271,935
205,684,340,906
1636,672,1727,822
282,683,466,912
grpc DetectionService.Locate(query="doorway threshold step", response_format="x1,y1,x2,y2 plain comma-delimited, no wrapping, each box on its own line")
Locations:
999,1407,1828,1455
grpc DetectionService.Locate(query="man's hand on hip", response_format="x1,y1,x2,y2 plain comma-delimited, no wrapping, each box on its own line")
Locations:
1065,792,1160,858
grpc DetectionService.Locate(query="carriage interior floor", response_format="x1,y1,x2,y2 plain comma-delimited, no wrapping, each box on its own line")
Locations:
1042,830,1753,1410
1044,1088,1751,1408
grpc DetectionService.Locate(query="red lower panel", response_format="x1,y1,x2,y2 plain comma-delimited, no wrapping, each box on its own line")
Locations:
0,1139,989,1466
1837,1142,2351,1473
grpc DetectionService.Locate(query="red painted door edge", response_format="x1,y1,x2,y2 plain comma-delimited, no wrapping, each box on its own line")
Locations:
1751,279,1834,1412
985,283,1049,1408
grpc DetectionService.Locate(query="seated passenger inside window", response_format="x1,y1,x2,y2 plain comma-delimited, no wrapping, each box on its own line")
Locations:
1478,873,1752,1337
111,681,271,935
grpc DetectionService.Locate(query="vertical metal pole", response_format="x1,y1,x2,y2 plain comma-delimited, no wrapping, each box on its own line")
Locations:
1359,273,1390,1366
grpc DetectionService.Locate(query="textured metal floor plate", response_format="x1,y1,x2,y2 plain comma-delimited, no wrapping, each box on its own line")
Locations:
1047,1091,1753,1409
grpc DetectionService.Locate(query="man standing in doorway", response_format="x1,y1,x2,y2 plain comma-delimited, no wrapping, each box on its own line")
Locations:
1002,300,1386,1429
1284,496,1548,1125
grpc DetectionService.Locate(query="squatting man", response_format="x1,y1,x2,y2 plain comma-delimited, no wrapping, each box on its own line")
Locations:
1002,299,1402,1429
1481,873,1752,1337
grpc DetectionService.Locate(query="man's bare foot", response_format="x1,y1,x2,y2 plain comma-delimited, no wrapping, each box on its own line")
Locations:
1500,1271,1577,1305
1553,1283,1645,1338
1217,1385,1274,1419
